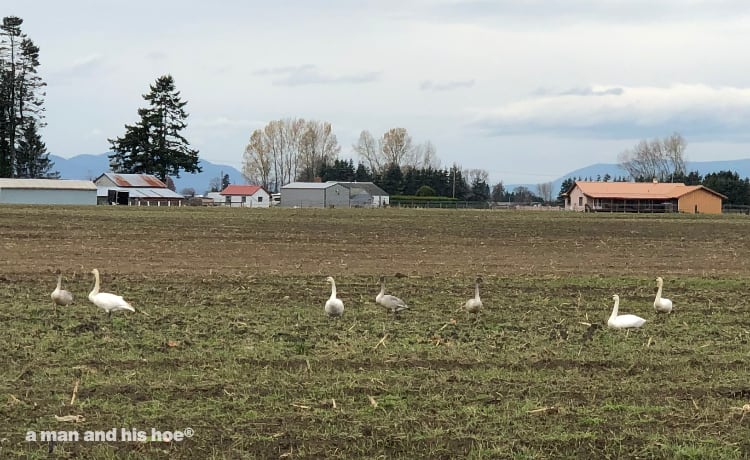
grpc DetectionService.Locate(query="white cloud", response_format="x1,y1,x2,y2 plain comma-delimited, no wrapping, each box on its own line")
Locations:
472,84,750,140
420,79,475,91
253,65,381,87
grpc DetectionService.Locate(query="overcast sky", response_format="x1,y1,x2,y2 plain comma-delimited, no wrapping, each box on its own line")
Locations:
9,1,750,184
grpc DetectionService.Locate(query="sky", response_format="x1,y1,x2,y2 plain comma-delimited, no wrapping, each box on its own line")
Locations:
8,0,750,185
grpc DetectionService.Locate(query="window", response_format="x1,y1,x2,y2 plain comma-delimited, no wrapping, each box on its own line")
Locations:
225,196,230,204
257,196,263,202
578,197,583,206
241,196,246,203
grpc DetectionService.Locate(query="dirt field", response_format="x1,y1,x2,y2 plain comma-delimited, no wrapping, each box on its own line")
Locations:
2,206,750,458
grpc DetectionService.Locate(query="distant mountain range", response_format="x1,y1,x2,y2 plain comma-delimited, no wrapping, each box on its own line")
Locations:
48,152,750,197
506,159,750,194
49,153,245,194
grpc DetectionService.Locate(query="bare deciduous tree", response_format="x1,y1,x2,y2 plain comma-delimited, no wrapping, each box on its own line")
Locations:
618,133,687,182
536,182,553,203
381,127,414,167
353,130,380,173
243,118,340,192
297,121,341,181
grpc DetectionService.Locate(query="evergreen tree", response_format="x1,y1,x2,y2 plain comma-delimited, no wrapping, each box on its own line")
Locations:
0,16,47,177
108,75,201,182
702,170,750,205
469,176,490,201
380,162,404,195
557,178,575,205
354,162,371,182
14,119,57,178
491,182,506,202
222,173,230,189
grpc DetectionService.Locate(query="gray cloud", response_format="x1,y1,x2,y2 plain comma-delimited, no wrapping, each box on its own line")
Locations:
421,79,476,91
471,84,750,141
253,64,381,86
422,0,750,25
48,55,107,84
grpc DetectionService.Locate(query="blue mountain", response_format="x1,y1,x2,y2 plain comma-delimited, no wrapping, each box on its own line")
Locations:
507,159,750,195
49,153,245,194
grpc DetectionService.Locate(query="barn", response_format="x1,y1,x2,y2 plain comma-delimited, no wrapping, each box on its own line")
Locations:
330,182,390,207
280,182,351,208
219,185,271,208
94,173,185,206
565,181,726,214
0,179,97,205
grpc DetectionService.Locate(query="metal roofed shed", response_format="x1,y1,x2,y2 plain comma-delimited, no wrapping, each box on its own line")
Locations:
94,173,185,206
0,179,97,205
280,182,351,208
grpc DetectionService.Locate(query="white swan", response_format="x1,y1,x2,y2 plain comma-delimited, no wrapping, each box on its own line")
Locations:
654,276,673,313
51,273,74,311
376,276,409,315
463,276,483,314
607,294,646,329
324,276,344,317
88,268,135,316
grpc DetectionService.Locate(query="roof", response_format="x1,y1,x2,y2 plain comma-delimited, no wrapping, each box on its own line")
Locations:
95,173,167,188
329,181,389,196
220,185,265,196
0,179,96,191
568,181,727,200
281,182,339,190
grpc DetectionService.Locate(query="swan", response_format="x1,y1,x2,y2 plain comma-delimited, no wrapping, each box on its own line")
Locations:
88,268,135,316
51,272,74,312
607,294,646,329
654,276,673,313
463,276,483,315
324,276,344,317
376,276,409,315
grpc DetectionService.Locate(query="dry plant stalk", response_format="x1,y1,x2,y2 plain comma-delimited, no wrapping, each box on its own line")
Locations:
54,415,85,423
527,406,558,415
70,379,79,406
373,334,388,350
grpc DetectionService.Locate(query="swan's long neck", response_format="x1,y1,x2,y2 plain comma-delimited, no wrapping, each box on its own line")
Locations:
474,282,480,300
377,280,385,299
56,274,62,290
655,283,663,300
610,297,619,320
90,271,100,297
329,280,337,299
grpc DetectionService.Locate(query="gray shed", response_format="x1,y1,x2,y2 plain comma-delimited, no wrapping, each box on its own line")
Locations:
330,182,389,207
280,182,351,208
0,179,97,205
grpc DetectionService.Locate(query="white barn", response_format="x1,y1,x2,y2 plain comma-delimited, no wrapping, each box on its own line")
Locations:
219,185,271,207
0,179,97,205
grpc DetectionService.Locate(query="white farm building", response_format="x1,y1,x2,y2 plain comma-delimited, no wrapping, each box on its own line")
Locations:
0,179,97,205
219,185,271,207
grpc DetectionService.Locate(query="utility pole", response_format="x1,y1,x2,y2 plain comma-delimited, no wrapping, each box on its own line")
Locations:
452,167,456,199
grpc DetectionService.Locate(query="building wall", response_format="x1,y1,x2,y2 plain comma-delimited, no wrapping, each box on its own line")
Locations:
324,184,350,208
373,195,390,207
0,188,97,205
678,190,722,214
280,188,326,207
566,186,591,211
223,190,271,208
94,176,117,188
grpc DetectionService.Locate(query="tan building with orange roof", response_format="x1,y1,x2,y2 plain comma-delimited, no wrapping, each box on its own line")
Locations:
564,180,726,214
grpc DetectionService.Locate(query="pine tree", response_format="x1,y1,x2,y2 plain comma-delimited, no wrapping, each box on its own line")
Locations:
0,16,47,178
108,75,201,182
15,119,57,178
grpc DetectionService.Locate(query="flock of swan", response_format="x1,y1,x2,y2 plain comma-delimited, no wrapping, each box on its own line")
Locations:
51,268,135,317
53,269,671,330
327,274,671,329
